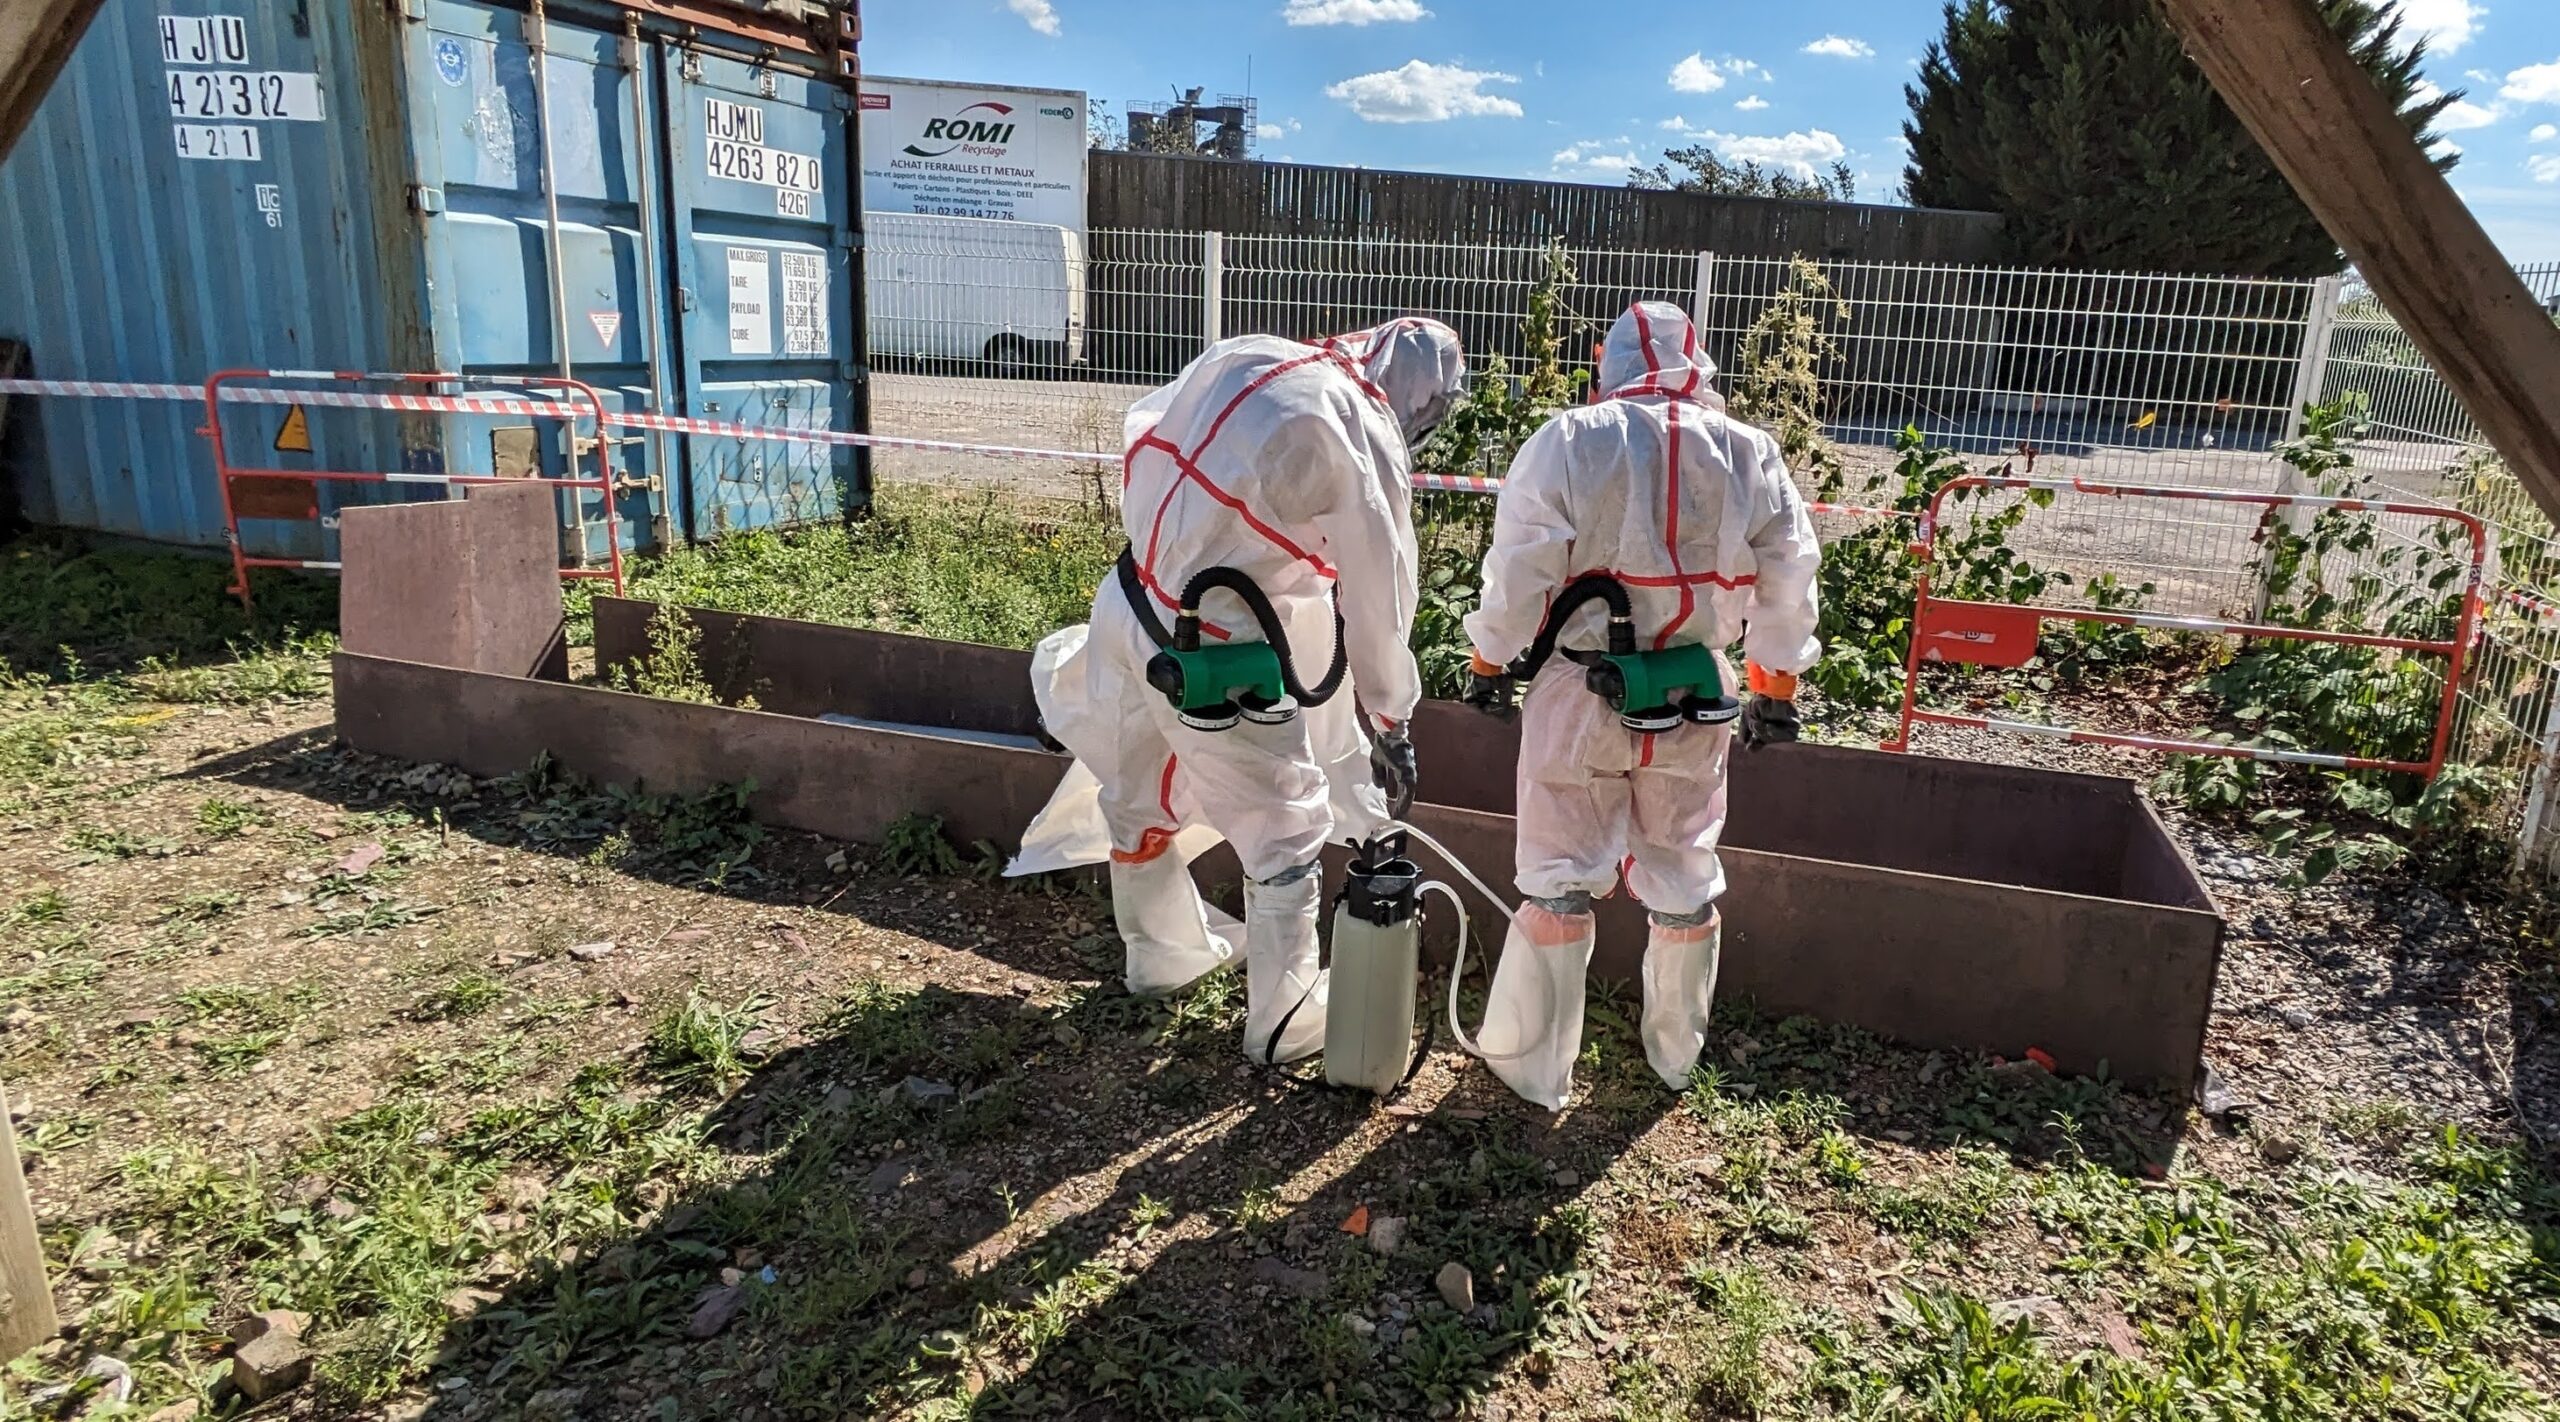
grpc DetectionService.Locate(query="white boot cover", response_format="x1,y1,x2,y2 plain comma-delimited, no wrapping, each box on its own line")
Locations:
1476,903,1596,1111
1243,868,1328,1065
1640,914,1721,1090
1112,854,1236,996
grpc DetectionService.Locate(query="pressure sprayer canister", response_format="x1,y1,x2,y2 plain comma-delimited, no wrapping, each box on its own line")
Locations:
1324,846,1423,1095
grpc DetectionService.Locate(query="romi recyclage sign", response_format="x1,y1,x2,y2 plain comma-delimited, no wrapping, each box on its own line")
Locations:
859,74,1087,232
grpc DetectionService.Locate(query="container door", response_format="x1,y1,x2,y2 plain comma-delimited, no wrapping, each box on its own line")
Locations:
404,0,670,557
659,42,859,539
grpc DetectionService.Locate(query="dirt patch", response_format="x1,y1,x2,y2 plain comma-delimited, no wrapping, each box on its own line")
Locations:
0,631,2551,1418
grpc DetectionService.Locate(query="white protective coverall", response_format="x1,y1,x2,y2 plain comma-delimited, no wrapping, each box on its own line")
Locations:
1461,301,1821,1107
1010,319,1467,1064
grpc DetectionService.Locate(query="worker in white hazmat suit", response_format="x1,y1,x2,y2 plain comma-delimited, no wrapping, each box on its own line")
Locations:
1458,301,1820,1108
1013,318,1467,1064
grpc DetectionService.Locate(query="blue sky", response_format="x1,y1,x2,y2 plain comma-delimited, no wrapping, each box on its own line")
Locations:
862,0,2560,265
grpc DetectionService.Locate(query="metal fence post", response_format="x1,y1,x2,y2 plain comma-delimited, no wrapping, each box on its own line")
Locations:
1688,250,1715,335
2517,690,2560,880
1201,231,1224,351
2281,275,2347,444
2255,274,2347,617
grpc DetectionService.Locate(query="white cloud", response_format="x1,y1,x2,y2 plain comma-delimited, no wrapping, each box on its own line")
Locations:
1281,0,1429,26
2534,123,2559,141
2505,59,2560,105
2532,154,2560,182
1551,140,1641,179
2417,83,2505,129
1006,0,1060,35
2394,0,2482,53
1802,35,1875,60
1258,123,1284,141
2438,98,2503,129
1326,61,1522,123
1669,53,1727,94
1691,127,1847,177
1735,94,1770,112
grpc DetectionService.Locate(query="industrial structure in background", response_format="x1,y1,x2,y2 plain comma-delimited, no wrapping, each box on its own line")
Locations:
1127,87,1255,160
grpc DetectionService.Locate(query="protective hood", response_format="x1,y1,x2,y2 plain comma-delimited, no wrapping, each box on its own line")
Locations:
1598,301,1720,403
1327,317,1468,442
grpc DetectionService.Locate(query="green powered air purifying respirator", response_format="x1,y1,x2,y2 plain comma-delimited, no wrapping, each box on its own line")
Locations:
1118,551,1349,732
1510,573,1741,732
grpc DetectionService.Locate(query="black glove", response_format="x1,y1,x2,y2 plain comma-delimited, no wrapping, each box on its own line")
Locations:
1370,726,1419,811
1739,695,1801,750
1462,669,1518,720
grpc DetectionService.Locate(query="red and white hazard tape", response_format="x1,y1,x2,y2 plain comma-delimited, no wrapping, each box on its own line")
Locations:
0,377,201,401
0,377,1919,511
607,409,1101,463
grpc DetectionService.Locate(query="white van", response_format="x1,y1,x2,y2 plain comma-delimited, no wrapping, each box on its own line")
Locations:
863,212,1087,371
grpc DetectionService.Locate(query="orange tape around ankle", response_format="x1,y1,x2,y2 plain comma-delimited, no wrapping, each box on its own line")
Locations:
1518,902,1595,948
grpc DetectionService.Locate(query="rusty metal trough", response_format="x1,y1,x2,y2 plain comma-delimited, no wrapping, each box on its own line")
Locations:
330,486,2224,1089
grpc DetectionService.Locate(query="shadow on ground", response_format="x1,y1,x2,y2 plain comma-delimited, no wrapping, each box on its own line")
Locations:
178,727,2191,1421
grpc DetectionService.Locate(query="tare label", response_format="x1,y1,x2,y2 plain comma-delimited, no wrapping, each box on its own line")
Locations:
704,98,822,214
726,247,772,356
159,14,248,66
166,69,325,122
172,123,260,161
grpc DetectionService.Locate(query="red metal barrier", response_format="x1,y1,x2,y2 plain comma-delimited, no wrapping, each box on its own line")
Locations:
1882,475,2490,777
200,368,628,608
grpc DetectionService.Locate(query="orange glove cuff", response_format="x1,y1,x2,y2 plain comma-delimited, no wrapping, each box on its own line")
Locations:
1746,663,1797,699
1469,652,1506,677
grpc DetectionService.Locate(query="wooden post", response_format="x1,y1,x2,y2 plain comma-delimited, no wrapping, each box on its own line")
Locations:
0,1085,58,1360
2154,0,2560,526
0,0,109,161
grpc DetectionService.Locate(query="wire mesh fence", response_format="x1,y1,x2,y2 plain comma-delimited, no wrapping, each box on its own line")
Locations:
854,220,2560,872
2308,262,2560,868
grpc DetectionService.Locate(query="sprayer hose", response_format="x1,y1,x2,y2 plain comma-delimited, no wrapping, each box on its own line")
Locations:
1179,566,1350,706
1506,573,1635,682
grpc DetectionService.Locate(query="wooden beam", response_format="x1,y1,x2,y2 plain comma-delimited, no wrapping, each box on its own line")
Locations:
0,1083,58,1361
2155,0,2560,527
0,0,108,162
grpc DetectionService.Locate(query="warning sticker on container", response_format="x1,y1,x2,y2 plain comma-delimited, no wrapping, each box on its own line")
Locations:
589,310,622,347
726,248,771,356
274,404,311,453
780,253,827,357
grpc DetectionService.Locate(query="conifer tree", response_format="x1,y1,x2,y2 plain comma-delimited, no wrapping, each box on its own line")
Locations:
1903,0,2454,276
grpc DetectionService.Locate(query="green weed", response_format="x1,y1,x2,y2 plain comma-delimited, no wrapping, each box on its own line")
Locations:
192,795,271,839
412,971,508,1023
130,632,332,704
63,824,179,863
1686,1262,1788,1414
9,887,68,925
880,811,964,876
647,989,776,1091
195,1029,286,1075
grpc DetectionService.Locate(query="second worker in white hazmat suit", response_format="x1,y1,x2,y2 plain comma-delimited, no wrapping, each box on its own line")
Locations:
1016,318,1467,1065
1459,301,1821,1109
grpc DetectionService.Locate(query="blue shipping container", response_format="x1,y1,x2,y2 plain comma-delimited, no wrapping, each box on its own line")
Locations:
0,0,865,559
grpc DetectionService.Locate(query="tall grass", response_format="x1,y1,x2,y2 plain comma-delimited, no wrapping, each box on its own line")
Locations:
599,485,1119,650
